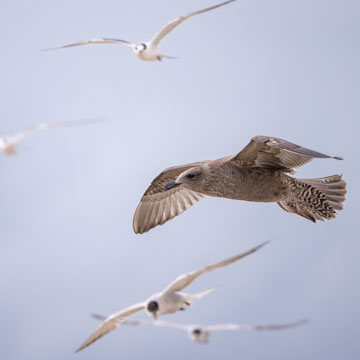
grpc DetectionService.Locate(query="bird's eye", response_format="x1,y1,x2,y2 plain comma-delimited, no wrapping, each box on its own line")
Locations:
186,173,196,180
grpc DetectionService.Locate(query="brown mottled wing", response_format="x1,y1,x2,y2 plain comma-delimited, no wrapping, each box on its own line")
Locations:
162,241,268,296
230,136,342,173
75,303,145,352
133,161,209,234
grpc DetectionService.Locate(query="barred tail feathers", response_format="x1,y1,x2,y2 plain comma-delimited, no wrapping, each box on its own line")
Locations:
278,174,346,222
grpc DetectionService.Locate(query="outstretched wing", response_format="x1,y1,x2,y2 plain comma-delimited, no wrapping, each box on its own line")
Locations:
10,118,102,143
41,38,133,51
90,313,156,327
75,303,145,353
230,135,342,174
133,161,209,234
206,319,308,332
91,315,190,331
150,0,237,47
162,241,268,296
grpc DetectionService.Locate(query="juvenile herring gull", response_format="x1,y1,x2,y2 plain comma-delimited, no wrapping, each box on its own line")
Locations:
133,135,346,233
75,241,267,352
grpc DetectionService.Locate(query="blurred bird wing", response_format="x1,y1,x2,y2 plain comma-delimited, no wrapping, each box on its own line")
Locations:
41,38,133,51
205,324,241,332
76,303,145,352
90,313,155,327
10,118,102,143
152,320,190,331
207,319,308,332
133,161,209,234
150,0,237,47
230,135,342,173
89,313,191,331
9,123,53,143
162,241,268,296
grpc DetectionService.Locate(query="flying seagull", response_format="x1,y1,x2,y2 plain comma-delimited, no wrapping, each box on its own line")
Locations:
42,0,237,61
0,118,102,155
133,135,347,233
90,317,308,344
75,241,267,352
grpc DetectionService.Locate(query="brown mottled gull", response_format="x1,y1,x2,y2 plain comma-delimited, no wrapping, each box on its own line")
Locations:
133,135,347,234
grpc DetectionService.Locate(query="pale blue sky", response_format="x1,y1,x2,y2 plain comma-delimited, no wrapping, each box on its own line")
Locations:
0,1,359,359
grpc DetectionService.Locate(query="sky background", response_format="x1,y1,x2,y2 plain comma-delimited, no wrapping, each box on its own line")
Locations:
0,0,359,359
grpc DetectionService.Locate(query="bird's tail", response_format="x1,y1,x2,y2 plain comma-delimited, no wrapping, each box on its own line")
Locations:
186,288,216,302
161,54,178,60
278,174,347,222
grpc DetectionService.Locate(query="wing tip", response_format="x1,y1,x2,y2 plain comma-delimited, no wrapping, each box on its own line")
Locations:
253,239,271,251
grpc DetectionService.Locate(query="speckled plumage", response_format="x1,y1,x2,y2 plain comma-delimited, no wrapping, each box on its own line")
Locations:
133,136,347,233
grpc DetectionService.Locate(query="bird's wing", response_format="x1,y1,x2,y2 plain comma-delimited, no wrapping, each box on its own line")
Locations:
90,314,190,330
90,313,156,327
162,241,268,296
149,0,237,47
41,38,133,51
9,123,52,143
206,319,308,332
9,118,102,143
133,161,209,234
90,313,107,321
152,320,190,331
75,303,145,352
229,135,343,173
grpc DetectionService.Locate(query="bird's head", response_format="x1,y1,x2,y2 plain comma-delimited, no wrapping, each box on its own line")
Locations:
189,327,209,343
134,43,147,54
164,167,205,192
146,300,159,319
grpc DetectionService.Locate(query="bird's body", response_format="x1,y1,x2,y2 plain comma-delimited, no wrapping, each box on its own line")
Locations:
188,326,211,343
42,1,237,62
146,291,187,317
190,158,288,202
0,137,17,155
75,242,267,352
133,43,162,61
133,135,347,233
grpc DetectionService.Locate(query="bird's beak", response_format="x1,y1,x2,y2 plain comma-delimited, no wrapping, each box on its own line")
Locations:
151,313,158,320
163,181,181,191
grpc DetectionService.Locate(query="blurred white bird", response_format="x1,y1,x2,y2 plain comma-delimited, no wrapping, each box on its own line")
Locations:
90,316,308,344
0,118,101,155
75,241,268,352
43,0,238,62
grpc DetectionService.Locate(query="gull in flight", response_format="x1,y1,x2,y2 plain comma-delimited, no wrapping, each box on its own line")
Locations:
43,0,237,61
0,118,101,155
91,316,308,344
133,135,347,234
75,241,267,352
